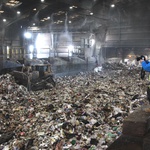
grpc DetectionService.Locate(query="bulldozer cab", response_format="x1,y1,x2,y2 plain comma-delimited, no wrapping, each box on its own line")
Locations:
33,64,52,78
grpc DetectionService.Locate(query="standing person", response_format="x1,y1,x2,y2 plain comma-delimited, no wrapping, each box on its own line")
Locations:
139,55,150,71
137,55,150,102
136,55,149,79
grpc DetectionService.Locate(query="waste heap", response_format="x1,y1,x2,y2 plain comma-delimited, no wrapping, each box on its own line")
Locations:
102,62,126,70
0,63,148,150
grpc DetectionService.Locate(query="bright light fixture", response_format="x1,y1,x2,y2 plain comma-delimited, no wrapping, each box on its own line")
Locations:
41,0,44,2
17,11,20,14
68,45,74,51
3,19,6,22
6,0,21,7
111,4,115,7
69,5,77,9
24,32,32,39
7,46,9,50
0,10,4,14
90,12,93,15
28,26,40,31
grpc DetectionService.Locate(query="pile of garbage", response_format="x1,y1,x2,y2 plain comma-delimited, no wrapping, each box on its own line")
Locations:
0,67,148,150
102,62,128,70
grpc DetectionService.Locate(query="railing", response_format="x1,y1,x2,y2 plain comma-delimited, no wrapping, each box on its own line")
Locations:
3,46,25,61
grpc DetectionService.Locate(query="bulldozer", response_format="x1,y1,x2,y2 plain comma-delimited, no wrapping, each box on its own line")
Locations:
11,63,56,91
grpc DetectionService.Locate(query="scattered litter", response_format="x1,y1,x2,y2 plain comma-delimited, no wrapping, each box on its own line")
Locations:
0,63,148,150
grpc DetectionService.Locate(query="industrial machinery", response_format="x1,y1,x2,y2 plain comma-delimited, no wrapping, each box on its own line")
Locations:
1,59,23,74
11,63,55,91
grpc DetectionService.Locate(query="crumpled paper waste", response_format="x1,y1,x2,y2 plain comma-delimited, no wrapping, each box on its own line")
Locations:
0,64,148,150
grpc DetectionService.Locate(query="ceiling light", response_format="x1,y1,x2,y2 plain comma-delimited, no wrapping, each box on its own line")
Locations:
33,23,35,26
73,6,77,8
58,11,64,13
3,19,6,22
44,17,50,21
33,8,37,11
69,21,72,24
111,4,115,7
24,32,32,39
71,14,79,19
41,0,44,2
54,11,65,16
17,11,20,14
69,5,77,9
47,16,50,19
56,20,63,24
28,26,40,31
6,3,13,6
6,0,21,7
90,12,93,15
0,10,4,14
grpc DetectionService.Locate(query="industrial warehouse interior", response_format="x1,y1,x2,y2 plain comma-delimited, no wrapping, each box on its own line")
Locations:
1,0,150,150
